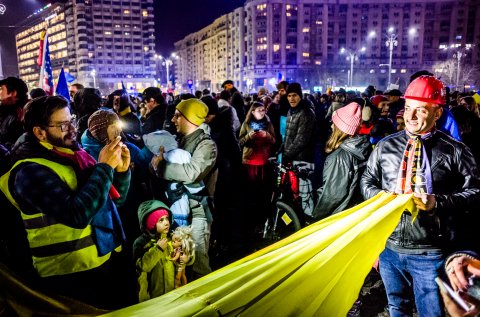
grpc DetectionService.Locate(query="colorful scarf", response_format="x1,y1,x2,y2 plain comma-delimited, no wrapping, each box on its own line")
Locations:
395,130,434,194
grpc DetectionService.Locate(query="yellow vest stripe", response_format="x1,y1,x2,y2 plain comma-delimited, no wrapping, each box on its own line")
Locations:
0,157,111,277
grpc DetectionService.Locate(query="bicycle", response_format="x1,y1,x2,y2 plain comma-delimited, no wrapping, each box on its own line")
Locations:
262,158,313,242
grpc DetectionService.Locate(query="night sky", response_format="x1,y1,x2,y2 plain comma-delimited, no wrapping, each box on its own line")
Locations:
0,0,245,77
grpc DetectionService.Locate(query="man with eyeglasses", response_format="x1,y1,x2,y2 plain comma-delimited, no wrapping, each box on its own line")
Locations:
151,98,217,279
0,95,133,309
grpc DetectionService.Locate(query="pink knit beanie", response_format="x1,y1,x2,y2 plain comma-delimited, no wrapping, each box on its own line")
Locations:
145,209,169,231
332,102,362,135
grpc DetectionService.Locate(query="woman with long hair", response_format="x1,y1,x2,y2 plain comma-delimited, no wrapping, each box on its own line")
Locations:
239,101,276,235
312,102,372,221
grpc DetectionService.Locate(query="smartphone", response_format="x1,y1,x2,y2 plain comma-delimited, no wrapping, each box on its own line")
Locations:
435,277,473,311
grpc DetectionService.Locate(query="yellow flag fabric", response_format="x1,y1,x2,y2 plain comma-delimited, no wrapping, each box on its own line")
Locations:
106,193,416,317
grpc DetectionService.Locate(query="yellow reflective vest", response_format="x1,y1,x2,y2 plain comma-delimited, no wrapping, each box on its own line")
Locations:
0,158,112,277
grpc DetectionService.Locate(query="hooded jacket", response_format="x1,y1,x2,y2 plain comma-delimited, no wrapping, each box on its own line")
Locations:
313,135,372,219
133,200,175,302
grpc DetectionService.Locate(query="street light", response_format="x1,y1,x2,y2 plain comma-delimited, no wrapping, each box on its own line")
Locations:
385,27,398,88
154,54,175,89
90,69,96,88
340,47,366,87
453,51,464,90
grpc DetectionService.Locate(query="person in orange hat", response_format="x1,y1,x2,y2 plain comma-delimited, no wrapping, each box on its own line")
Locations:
361,76,480,317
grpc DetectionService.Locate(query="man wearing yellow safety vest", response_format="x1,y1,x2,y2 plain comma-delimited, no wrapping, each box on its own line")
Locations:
0,95,132,309
361,76,480,316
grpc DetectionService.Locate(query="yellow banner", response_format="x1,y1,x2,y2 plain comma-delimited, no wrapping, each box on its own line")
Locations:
106,193,416,317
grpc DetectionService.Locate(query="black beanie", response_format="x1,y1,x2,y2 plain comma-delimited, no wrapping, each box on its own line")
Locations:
286,82,302,98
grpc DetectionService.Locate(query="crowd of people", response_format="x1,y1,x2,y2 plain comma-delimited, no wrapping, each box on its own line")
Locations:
0,71,479,315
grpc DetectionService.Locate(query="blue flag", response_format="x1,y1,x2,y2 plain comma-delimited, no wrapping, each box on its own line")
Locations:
55,68,70,101
64,71,75,83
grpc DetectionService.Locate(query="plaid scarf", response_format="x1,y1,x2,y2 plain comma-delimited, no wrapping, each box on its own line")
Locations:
395,130,434,194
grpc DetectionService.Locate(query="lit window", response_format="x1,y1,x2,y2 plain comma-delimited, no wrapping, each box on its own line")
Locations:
286,4,291,10
273,44,280,52
315,61,321,65
142,10,148,17
370,69,375,73
400,69,407,73
143,46,149,52
104,31,112,35
316,21,322,25
391,69,397,73
303,52,310,57
125,32,130,36
124,10,130,14
286,12,291,17
115,24,121,28
303,27,310,32
286,45,291,49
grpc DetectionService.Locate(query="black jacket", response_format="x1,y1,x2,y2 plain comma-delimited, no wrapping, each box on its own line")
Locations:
283,99,316,163
0,104,24,150
142,104,166,135
313,135,371,219
361,130,480,254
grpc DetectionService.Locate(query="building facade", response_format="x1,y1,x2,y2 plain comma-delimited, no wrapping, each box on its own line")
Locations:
174,0,480,92
16,0,156,94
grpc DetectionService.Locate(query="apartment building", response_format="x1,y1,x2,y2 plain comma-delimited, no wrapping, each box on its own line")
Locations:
174,0,480,92
15,0,156,94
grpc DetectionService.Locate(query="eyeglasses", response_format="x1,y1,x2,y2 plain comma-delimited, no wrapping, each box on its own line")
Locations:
47,118,78,132
173,112,183,119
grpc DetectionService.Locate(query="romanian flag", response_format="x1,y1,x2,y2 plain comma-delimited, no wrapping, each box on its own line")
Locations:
38,29,54,95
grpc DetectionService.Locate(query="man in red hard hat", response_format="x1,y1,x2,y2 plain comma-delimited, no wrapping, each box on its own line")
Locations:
361,76,480,316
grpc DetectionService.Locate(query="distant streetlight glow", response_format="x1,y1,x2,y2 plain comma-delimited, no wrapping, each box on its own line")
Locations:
90,69,96,88
340,47,366,87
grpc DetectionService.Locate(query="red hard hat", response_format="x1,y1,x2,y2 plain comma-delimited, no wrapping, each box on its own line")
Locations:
404,76,446,105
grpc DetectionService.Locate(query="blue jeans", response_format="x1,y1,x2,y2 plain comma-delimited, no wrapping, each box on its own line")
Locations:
379,248,445,317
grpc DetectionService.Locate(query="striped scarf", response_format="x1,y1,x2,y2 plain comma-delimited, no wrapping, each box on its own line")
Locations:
395,130,434,194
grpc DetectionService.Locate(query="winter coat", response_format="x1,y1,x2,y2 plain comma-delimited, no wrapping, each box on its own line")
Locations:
133,200,175,302
209,105,242,171
239,118,275,165
81,129,153,243
0,104,24,150
80,129,151,172
1,133,130,276
153,128,217,220
283,99,316,163
361,130,480,254
143,104,167,135
218,99,240,132
312,135,371,219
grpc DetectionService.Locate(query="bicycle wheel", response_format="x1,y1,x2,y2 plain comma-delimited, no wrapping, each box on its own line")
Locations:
271,200,302,240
